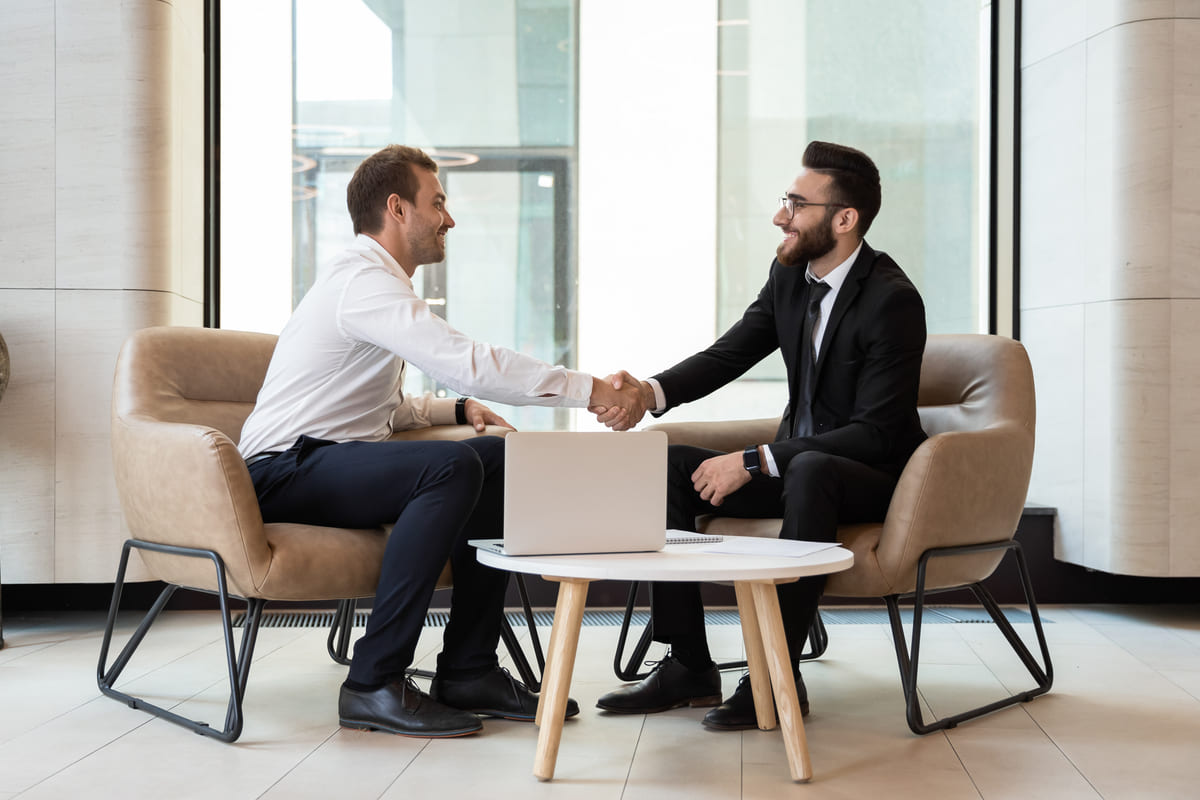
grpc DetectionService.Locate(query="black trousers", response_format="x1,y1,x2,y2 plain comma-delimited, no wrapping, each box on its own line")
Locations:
651,445,898,664
248,434,507,686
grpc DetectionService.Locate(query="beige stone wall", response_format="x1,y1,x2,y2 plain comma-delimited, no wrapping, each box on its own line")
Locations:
1021,0,1200,575
0,0,204,582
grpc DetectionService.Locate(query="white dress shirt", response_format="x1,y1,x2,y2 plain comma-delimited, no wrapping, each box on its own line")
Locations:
238,234,593,457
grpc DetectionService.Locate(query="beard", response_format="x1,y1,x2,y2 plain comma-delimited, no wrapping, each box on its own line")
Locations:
407,217,446,266
776,208,837,267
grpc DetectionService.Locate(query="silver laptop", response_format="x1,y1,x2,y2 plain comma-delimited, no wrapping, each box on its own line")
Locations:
470,430,668,556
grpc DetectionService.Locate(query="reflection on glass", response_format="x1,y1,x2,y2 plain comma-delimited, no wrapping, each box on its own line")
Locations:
718,0,988,385
289,0,578,430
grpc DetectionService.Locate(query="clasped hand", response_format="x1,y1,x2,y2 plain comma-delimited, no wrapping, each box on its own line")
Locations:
588,371,650,431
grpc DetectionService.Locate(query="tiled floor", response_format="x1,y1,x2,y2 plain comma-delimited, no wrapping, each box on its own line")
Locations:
2,603,1199,799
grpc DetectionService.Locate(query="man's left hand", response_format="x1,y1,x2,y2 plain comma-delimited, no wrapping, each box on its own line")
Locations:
464,399,515,432
692,451,752,507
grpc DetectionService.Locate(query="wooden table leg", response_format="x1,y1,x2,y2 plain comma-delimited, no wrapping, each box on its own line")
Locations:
533,577,590,782
733,581,775,730
751,581,813,782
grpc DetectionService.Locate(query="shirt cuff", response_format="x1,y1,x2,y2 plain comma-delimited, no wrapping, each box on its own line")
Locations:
646,378,667,413
762,444,781,478
429,396,460,426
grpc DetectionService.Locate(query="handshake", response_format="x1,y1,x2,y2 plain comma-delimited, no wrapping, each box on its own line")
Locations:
588,371,654,431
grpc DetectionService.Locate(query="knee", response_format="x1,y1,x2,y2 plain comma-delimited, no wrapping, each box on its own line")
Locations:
782,451,838,494
437,441,486,490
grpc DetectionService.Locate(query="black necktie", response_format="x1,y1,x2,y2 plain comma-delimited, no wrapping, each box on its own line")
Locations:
793,279,831,437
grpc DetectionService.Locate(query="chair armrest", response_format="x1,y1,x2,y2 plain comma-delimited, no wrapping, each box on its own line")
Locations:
111,415,272,595
644,418,780,453
874,425,1034,592
387,423,514,442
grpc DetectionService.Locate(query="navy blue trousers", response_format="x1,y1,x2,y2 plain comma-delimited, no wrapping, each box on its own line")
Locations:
248,434,507,686
651,445,897,664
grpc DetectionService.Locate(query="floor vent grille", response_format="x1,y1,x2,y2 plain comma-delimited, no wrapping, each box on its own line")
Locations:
231,607,1044,629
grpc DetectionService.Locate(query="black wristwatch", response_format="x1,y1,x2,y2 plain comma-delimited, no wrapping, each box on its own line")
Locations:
742,446,761,474
455,397,469,425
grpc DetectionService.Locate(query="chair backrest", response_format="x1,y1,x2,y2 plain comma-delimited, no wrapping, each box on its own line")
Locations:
830,334,1037,596
111,327,279,595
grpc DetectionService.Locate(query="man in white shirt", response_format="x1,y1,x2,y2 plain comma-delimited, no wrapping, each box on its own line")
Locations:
239,145,639,739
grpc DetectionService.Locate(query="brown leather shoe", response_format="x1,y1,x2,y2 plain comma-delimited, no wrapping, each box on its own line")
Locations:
596,655,722,714
702,672,809,731
339,677,482,738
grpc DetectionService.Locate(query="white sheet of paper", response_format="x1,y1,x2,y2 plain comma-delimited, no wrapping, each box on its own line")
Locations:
696,537,840,559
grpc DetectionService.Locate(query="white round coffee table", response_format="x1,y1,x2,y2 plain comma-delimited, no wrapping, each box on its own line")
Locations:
475,542,854,782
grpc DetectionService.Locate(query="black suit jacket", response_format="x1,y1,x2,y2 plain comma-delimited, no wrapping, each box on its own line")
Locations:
653,242,927,477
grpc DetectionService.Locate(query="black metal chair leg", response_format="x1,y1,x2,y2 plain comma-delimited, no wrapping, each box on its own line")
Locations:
97,539,261,743
884,539,1054,735
614,581,655,681
613,581,830,680
502,574,544,690
326,598,356,666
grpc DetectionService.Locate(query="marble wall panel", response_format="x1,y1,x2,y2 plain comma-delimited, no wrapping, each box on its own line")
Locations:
54,0,173,292
1085,21,1174,302
0,0,56,290
1173,19,1200,296
1020,45,1088,311
173,0,206,305
1084,300,1172,575
1020,305,1087,564
1169,298,1200,575
52,289,202,583
0,290,56,582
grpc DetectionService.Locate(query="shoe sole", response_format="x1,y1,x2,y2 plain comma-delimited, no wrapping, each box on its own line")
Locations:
467,708,581,722
596,694,723,714
338,717,481,738
700,702,811,731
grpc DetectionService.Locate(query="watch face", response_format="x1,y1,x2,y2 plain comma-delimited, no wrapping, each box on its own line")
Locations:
743,447,760,472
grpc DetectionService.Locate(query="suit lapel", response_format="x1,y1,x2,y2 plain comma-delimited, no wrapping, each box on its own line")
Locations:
812,242,875,382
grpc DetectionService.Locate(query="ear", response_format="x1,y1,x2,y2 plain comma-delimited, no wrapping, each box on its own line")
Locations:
833,207,859,235
385,193,406,226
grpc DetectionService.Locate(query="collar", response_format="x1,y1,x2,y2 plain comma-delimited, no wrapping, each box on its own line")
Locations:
355,233,413,287
805,241,862,294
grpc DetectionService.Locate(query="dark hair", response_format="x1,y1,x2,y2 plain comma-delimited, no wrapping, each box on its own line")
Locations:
802,141,882,236
346,145,439,235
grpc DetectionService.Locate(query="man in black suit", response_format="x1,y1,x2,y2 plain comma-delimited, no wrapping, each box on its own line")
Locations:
593,141,927,728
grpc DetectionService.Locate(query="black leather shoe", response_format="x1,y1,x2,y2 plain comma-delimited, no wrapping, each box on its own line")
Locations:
596,655,722,714
431,666,580,722
702,671,809,731
339,677,482,738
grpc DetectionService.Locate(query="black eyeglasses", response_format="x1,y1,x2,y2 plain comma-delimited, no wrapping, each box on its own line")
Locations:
778,195,848,219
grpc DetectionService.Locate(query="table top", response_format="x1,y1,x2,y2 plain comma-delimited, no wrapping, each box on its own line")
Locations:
474,541,853,583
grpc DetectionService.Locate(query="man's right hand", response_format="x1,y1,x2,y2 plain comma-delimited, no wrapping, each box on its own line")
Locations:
588,371,652,431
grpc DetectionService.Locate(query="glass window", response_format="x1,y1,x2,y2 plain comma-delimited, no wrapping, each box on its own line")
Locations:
217,1,994,428
717,0,990,392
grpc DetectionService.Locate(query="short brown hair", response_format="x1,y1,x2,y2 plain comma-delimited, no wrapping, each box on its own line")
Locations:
802,141,882,236
346,145,439,235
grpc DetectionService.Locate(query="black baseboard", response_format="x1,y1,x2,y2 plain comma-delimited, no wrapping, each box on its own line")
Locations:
6,509,1200,616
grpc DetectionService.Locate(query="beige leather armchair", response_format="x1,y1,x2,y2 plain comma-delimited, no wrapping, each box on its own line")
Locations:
623,334,1052,734
98,326,533,742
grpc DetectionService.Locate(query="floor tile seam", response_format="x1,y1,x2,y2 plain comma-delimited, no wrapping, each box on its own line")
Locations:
3,705,157,798
254,725,338,799
618,714,646,798
1019,703,1106,798
939,728,985,799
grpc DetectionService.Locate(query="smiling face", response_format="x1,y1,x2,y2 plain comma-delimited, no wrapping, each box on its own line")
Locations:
404,167,455,266
772,169,839,268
